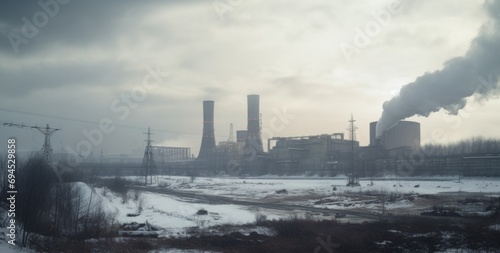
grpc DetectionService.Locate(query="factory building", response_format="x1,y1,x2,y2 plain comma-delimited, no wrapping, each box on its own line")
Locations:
267,133,357,176
68,99,500,178
189,95,499,177
236,130,247,150
152,146,191,162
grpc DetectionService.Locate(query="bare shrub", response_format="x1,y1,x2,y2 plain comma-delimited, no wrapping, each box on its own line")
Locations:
15,154,57,246
99,177,130,203
133,190,142,201
81,200,119,238
188,171,198,183
137,195,145,214
255,213,267,225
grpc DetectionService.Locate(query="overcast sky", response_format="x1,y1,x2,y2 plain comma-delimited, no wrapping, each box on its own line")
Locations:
1,0,499,158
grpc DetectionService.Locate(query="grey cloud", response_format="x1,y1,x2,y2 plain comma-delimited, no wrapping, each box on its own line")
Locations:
0,58,137,97
0,0,190,55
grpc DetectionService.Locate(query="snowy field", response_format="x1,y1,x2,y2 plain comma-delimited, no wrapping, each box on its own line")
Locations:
2,176,499,252
92,176,500,235
68,183,275,238
162,176,500,198
0,241,34,253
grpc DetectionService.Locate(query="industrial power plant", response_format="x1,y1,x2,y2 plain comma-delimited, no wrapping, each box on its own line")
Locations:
51,93,500,182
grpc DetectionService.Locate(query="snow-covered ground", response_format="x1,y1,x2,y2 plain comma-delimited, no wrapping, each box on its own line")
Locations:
2,176,499,252
82,184,274,238
0,241,34,253
93,176,500,234
110,192,262,236
162,176,500,198
149,250,218,253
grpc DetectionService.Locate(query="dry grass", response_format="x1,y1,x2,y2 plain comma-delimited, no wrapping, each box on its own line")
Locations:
30,211,500,253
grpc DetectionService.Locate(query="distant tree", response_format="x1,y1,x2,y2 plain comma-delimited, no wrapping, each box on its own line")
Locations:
423,137,500,156
10,154,118,246
16,154,57,246
0,154,6,204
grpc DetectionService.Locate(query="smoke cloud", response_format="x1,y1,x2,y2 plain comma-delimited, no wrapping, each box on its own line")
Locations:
376,0,500,137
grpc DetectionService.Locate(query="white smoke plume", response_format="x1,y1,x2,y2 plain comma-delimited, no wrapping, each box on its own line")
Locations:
376,0,500,137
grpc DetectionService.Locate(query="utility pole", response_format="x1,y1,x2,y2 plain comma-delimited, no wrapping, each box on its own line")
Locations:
3,122,60,166
346,114,359,186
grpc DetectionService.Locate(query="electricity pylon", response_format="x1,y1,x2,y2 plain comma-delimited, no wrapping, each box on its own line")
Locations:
140,127,157,185
3,122,60,166
346,115,359,186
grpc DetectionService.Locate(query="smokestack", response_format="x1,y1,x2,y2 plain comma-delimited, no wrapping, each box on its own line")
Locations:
245,94,263,153
198,100,216,159
376,1,500,137
369,121,378,146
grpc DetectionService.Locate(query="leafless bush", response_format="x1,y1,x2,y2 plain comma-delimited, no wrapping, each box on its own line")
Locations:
99,177,130,203
133,190,141,201
137,195,145,214
0,154,6,201
188,171,198,183
15,154,57,246
195,215,210,232
4,155,119,248
255,213,267,225
81,200,119,238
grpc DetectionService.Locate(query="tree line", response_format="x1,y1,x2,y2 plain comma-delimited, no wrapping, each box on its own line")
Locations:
422,137,500,156
0,154,117,247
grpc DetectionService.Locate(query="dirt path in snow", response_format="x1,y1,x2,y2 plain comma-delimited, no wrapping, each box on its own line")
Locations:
132,185,411,221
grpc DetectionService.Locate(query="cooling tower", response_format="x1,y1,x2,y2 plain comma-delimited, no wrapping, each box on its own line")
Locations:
371,121,420,150
198,100,216,159
245,94,263,153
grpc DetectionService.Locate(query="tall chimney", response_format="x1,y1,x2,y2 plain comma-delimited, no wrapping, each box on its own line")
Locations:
198,100,216,159
245,94,263,153
369,121,378,146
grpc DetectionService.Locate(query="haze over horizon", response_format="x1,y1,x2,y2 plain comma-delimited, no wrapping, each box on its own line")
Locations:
1,0,500,157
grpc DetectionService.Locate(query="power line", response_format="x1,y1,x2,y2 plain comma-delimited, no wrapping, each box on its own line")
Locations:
3,122,60,166
0,107,226,138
